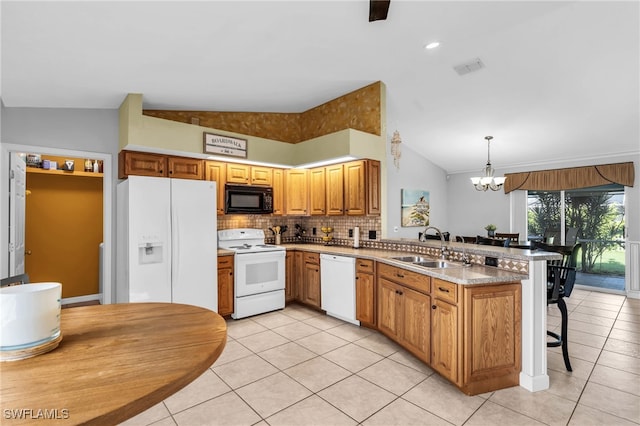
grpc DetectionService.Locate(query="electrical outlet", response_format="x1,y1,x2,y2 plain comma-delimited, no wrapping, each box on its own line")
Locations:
368,230,376,240
484,256,498,267
348,229,353,237
312,227,316,235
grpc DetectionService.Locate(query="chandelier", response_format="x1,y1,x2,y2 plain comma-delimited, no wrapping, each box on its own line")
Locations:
470,136,506,191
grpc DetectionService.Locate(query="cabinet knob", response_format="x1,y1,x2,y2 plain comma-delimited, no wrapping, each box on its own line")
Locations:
432,305,436,309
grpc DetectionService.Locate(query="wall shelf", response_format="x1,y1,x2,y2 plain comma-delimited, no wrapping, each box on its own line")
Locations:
26,167,103,178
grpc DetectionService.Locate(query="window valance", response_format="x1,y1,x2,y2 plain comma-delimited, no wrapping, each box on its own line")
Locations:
503,162,635,194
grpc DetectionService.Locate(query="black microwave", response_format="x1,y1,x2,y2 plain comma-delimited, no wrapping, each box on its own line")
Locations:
225,184,274,214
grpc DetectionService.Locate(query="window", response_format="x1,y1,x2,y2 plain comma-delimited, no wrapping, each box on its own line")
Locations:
527,184,625,291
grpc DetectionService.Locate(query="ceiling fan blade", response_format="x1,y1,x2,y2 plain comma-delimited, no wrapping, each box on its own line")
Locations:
369,0,390,22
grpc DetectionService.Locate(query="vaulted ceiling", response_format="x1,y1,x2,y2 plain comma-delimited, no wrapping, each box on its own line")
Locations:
1,1,638,173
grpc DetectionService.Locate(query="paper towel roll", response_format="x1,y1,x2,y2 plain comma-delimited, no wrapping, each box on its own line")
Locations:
353,226,360,248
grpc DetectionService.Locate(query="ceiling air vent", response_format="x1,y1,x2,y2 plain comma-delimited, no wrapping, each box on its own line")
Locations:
453,58,485,76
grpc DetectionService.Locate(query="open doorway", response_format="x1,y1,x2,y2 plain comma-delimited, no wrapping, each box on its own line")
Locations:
1,144,113,304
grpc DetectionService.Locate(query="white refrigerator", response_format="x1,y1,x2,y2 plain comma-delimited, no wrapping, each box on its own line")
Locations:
116,176,217,312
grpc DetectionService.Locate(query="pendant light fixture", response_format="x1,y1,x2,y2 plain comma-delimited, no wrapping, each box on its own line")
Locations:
470,136,506,191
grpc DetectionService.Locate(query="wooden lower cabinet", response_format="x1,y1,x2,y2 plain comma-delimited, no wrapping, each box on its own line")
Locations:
431,297,458,383
285,251,296,302
217,256,234,316
378,276,430,362
378,263,521,395
461,282,521,395
301,253,321,308
355,259,375,327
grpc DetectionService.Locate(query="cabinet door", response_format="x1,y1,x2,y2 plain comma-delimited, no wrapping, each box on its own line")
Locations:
205,161,226,216
463,284,521,386
272,168,284,216
168,157,203,180
356,271,375,326
367,160,381,216
250,166,272,186
302,261,321,308
285,251,295,302
226,163,250,184
309,167,326,215
119,151,167,178
325,164,344,215
400,287,431,362
377,277,401,339
294,251,304,300
285,169,309,216
217,256,234,316
431,298,458,383
343,161,366,215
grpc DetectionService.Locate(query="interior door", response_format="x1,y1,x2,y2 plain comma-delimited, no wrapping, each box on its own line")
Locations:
9,153,26,275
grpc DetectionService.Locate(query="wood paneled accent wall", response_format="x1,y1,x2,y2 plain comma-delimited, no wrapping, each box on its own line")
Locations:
143,82,382,143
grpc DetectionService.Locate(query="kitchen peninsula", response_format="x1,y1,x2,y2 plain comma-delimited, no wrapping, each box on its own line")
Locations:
221,239,561,395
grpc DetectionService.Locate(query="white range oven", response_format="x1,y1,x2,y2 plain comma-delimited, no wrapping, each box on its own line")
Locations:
218,228,286,319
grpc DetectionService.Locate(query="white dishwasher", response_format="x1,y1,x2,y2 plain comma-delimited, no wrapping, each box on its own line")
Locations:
320,254,358,325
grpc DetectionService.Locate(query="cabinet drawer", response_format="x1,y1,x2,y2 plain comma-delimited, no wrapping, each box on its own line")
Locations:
432,278,457,304
377,263,430,294
356,259,374,273
303,252,319,264
218,256,234,268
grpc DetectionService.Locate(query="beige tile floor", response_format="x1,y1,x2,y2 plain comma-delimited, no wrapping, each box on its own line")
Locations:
124,289,640,426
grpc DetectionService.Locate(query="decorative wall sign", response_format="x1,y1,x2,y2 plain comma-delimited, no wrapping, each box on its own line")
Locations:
401,189,430,227
203,133,248,158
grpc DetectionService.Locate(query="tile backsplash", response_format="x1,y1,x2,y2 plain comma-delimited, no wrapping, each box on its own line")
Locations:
218,215,381,246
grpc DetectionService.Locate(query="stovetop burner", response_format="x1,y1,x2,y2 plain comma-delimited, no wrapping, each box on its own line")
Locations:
218,229,286,253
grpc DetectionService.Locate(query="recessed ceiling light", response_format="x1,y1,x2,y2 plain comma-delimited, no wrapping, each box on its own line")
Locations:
425,42,440,50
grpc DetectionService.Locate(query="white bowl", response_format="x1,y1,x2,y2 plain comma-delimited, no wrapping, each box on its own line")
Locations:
1,282,62,349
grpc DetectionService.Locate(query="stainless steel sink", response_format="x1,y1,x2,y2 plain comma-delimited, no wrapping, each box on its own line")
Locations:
391,255,460,269
391,255,427,263
413,260,455,268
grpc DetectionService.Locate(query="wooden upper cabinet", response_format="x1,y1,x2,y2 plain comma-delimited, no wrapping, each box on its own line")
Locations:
272,168,284,216
367,160,381,215
118,151,168,179
226,163,250,184
309,167,326,215
168,156,203,180
344,161,367,215
325,164,344,215
226,164,272,186
344,160,380,216
285,169,309,216
205,161,226,215
250,166,273,186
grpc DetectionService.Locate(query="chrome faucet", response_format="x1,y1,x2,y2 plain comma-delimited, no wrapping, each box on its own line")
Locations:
420,226,449,260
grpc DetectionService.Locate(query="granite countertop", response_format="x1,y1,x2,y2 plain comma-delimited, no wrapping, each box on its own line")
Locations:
280,244,530,285
217,239,561,285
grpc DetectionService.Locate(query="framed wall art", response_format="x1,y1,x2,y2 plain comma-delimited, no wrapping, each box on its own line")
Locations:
203,132,248,158
401,189,430,227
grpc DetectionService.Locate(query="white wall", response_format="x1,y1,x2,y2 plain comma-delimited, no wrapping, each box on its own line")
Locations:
446,154,640,242
0,106,119,296
385,142,449,240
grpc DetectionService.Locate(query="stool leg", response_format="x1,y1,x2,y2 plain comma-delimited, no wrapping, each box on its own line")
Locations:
557,298,572,372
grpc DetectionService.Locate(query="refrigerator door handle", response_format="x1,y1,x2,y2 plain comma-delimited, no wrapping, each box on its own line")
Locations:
171,209,179,294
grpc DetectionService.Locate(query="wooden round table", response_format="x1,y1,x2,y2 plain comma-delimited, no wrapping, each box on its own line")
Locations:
0,303,227,425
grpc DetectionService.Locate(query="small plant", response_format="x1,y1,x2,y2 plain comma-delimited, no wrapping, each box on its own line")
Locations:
485,224,497,237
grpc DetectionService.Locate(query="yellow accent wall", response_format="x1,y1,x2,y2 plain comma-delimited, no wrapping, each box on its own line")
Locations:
25,170,103,298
